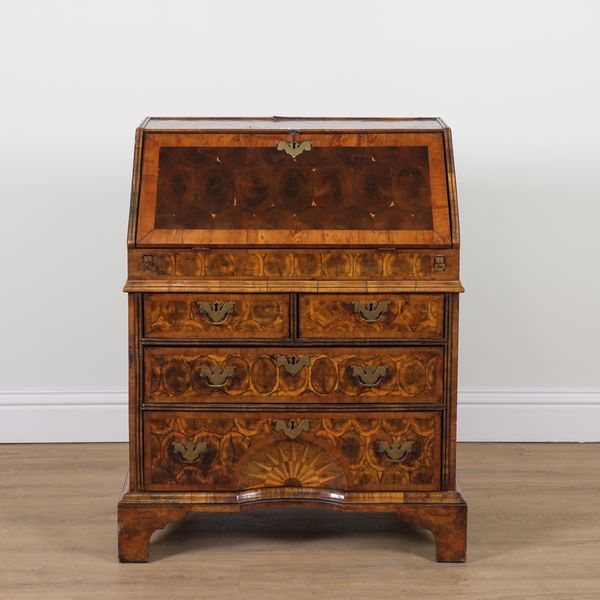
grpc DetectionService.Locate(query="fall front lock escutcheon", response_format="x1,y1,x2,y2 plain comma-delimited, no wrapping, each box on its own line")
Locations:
276,129,312,158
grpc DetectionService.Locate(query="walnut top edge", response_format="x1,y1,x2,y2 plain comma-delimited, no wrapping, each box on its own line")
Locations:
141,116,449,132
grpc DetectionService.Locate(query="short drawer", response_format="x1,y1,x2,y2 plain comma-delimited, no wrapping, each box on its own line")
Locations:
298,293,444,340
143,293,290,339
145,346,444,405
143,410,441,492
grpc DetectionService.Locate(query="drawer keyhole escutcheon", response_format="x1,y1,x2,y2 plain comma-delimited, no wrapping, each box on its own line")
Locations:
199,364,236,388
276,130,313,159
274,418,311,440
197,301,236,325
377,440,415,463
352,300,390,323
274,354,311,376
351,364,388,387
171,439,208,463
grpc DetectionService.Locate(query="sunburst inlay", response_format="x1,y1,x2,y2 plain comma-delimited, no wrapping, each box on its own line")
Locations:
238,441,346,489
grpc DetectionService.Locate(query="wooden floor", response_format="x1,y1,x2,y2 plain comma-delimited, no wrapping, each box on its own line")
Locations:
0,444,598,599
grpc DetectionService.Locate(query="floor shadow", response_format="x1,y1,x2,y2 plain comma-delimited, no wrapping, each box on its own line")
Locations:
150,508,435,561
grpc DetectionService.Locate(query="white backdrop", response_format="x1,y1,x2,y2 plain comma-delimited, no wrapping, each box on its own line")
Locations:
1,1,599,441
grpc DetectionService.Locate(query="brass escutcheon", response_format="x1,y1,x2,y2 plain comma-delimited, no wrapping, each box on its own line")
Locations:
273,418,311,440
197,301,236,325
276,130,312,158
274,354,311,376
171,439,208,463
351,364,388,387
199,364,236,388
377,440,415,463
352,300,390,323
141,255,154,271
433,256,446,271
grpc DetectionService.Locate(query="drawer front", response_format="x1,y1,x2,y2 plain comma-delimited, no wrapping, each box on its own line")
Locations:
143,293,290,339
145,346,444,405
143,411,441,492
299,293,444,339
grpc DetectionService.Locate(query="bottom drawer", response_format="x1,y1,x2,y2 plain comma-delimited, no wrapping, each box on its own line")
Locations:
143,411,441,492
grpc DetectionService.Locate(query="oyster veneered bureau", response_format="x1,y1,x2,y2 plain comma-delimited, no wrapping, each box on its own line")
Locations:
118,117,467,562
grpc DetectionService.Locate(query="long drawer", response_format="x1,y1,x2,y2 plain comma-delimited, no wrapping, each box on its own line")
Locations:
145,346,444,405
143,410,442,492
298,293,444,340
143,293,290,339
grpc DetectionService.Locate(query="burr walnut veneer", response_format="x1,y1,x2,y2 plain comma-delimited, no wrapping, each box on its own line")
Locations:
118,117,467,562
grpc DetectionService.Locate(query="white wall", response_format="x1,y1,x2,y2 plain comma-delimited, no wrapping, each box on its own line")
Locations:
1,1,599,441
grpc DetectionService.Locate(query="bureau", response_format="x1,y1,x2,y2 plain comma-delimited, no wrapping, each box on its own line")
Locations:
118,117,467,562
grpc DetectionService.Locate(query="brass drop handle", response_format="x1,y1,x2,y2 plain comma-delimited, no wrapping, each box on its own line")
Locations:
352,301,390,323
351,364,388,387
273,418,311,440
171,439,208,463
196,301,236,325
274,354,311,376
199,364,236,388
377,440,415,463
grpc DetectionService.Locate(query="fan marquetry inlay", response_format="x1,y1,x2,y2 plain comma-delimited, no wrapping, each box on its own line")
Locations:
238,441,346,489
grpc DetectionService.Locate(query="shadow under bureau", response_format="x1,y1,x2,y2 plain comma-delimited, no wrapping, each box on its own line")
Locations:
118,117,467,562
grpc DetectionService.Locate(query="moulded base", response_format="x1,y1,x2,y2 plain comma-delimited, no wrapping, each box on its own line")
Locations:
117,474,467,563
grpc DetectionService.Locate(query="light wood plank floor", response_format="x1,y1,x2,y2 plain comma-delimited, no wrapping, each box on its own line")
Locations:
0,443,598,599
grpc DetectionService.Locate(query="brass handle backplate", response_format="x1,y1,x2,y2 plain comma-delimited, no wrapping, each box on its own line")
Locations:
171,439,208,463
276,130,312,158
274,354,311,376
377,440,415,463
274,418,311,440
197,301,236,325
351,364,388,387
352,300,390,323
199,364,236,388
